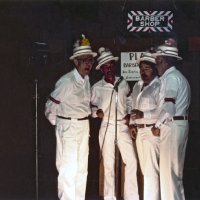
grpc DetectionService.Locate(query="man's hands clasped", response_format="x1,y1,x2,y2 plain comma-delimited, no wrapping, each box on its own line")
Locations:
96,109,104,118
130,109,144,120
151,126,160,137
128,124,137,141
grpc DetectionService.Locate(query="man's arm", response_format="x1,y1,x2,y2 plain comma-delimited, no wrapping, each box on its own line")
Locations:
45,80,67,125
91,85,104,118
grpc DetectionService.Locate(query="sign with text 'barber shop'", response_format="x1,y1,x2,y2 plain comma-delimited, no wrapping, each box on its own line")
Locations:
127,11,173,32
121,52,142,81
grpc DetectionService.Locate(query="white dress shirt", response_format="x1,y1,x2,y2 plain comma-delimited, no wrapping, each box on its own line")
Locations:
91,76,131,125
45,68,91,125
143,67,191,128
129,77,161,125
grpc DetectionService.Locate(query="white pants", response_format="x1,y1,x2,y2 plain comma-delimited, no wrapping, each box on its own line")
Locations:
160,120,189,200
99,122,139,200
136,126,160,200
55,118,90,200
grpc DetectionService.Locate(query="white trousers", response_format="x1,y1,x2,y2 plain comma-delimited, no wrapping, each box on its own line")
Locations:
160,120,189,200
99,123,139,200
136,126,160,200
55,118,90,200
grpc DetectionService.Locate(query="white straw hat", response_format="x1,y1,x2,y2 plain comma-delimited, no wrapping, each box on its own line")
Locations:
138,52,156,65
96,47,119,70
153,38,182,60
69,34,97,60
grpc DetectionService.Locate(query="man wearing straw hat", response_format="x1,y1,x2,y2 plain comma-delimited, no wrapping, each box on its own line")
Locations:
132,38,191,200
153,38,191,200
91,47,139,200
129,51,161,200
45,34,97,200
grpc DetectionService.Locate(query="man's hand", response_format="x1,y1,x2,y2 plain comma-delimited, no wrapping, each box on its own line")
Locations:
96,109,104,118
129,124,138,140
131,109,144,120
123,114,130,126
151,126,160,137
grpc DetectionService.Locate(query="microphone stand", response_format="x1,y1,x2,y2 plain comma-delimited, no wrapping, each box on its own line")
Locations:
34,79,39,200
30,42,48,200
114,87,120,199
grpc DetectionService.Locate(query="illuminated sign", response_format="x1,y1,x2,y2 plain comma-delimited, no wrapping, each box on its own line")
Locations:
127,11,173,32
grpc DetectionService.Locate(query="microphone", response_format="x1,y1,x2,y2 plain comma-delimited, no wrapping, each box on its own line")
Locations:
114,76,124,91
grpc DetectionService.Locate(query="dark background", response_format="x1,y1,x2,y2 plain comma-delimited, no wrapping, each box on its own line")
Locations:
0,0,199,199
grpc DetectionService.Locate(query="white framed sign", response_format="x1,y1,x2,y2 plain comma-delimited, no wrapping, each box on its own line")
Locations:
121,52,142,81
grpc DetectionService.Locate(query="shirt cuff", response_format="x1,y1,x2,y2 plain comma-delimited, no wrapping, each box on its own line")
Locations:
155,120,162,129
129,118,136,125
143,110,151,119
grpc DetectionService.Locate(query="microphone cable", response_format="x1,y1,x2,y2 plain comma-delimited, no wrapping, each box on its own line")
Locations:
99,85,116,163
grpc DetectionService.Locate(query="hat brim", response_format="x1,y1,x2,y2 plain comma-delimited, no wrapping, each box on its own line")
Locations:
137,57,156,65
69,52,97,60
96,57,119,70
153,52,182,61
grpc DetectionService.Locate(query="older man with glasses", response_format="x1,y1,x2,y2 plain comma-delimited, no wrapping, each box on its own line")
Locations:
45,34,97,200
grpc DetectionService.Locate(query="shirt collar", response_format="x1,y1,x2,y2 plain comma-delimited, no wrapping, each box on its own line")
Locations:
73,68,89,83
150,76,160,85
139,76,159,89
160,66,176,81
101,76,117,87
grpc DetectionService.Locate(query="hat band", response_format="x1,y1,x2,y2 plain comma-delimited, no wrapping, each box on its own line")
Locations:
140,54,155,60
139,57,156,64
73,50,94,56
141,57,155,62
73,47,92,53
97,55,114,64
157,49,179,56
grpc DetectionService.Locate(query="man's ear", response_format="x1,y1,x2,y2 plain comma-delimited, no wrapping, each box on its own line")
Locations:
100,66,103,73
73,59,78,66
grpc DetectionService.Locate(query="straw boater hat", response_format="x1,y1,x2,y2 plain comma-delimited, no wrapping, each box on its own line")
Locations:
153,38,182,60
69,34,97,60
138,52,156,65
96,47,119,70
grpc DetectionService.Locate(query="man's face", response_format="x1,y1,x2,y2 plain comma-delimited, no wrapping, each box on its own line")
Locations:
74,55,94,77
139,62,155,85
100,61,115,84
155,56,167,76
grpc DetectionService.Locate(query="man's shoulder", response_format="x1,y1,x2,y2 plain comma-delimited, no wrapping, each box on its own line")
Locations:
55,70,75,86
134,80,142,87
61,69,75,79
152,76,161,85
92,79,103,88
166,68,185,80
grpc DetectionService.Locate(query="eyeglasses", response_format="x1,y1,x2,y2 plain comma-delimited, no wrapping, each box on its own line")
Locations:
77,58,95,64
